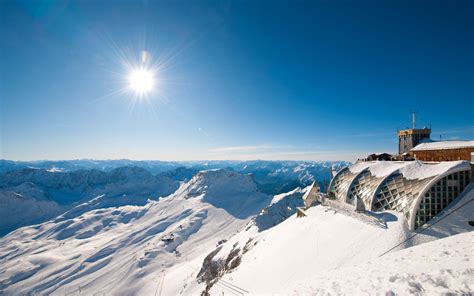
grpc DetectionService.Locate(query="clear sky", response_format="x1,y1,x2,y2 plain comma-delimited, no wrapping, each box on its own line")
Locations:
1,0,473,161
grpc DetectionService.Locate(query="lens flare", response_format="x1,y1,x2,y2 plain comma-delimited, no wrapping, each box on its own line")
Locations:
128,68,154,96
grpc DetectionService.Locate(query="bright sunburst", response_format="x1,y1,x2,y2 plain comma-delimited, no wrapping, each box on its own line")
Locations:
128,67,155,96
97,44,179,111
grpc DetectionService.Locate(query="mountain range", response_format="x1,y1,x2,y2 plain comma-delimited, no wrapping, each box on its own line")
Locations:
0,159,471,295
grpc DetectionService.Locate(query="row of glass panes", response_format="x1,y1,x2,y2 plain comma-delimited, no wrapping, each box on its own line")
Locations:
374,174,433,215
414,170,470,229
330,168,357,200
332,167,470,226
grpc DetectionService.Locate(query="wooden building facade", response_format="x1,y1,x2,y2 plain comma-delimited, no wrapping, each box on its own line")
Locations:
411,147,474,161
410,141,474,161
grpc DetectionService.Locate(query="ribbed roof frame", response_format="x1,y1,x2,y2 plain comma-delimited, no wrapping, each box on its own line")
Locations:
407,166,471,230
328,161,472,229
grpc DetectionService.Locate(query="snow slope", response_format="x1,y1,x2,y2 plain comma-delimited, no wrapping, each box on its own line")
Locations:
203,202,410,295
0,183,65,236
0,169,272,295
285,231,474,295
202,185,474,295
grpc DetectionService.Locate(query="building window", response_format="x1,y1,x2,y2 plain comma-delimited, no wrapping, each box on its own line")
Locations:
373,173,432,222
414,170,470,229
328,168,355,201
347,170,385,209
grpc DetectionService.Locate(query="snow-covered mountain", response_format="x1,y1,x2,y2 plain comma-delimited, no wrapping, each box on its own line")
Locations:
0,160,348,236
0,159,183,174
0,167,180,236
234,160,347,194
0,166,178,199
1,162,471,295
0,159,350,194
0,183,65,237
0,169,272,295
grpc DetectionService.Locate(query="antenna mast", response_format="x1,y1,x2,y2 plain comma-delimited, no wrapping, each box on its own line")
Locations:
411,111,416,129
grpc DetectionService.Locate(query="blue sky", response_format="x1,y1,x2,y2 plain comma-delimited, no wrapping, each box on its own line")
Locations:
1,0,473,161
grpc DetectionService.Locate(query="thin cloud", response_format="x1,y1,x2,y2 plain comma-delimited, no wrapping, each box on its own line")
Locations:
208,143,372,162
206,150,369,162
209,144,291,153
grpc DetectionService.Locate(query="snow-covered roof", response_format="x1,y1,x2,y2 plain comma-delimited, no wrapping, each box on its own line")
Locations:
349,161,410,178
348,162,373,174
329,160,472,229
411,140,474,151
349,160,470,180
398,161,470,180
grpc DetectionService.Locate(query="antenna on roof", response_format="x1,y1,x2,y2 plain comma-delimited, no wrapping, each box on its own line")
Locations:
411,111,416,129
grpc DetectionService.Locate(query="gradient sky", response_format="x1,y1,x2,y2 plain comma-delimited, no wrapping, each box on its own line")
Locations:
1,0,473,161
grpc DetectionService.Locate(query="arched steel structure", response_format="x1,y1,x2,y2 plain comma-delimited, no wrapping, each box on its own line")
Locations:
327,161,471,230
408,166,471,230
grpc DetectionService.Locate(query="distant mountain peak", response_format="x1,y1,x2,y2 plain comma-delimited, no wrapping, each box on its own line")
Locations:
176,169,259,200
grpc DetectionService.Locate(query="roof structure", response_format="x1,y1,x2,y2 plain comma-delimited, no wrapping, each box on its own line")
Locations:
411,140,474,151
347,160,468,180
328,160,471,229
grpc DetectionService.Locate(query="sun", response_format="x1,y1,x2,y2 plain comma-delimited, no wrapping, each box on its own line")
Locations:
128,67,155,96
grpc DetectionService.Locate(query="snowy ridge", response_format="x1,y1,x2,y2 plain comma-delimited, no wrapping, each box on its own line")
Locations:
206,204,411,295
176,169,259,199
174,169,268,219
1,159,350,195
0,184,65,236
0,169,272,295
255,187,306,231
0,167,180,235
196,186,307,293
0,160,349,235
0,167,179,205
